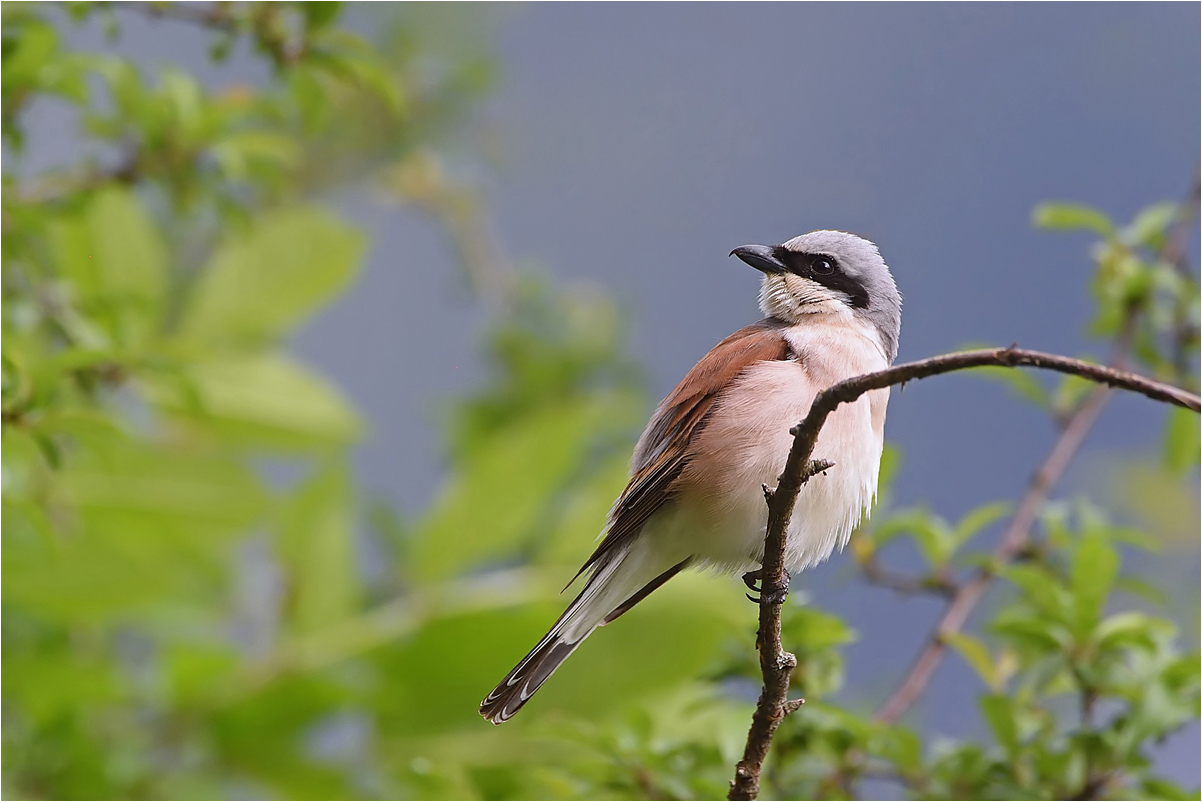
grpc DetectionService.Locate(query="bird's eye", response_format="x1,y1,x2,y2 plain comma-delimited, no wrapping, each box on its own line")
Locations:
811,257,835,276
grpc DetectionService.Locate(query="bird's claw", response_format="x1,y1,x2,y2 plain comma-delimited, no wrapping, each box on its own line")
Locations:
742,569,791,605
742,569,763,593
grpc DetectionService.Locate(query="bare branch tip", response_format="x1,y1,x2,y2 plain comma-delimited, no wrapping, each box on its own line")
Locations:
782,698,806,715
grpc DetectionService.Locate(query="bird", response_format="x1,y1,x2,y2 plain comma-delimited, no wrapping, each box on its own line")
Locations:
480,230,901,724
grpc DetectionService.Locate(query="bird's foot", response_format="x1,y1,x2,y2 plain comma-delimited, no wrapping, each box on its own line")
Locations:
742,569,762,592
742,569,791,604
743,569,765,602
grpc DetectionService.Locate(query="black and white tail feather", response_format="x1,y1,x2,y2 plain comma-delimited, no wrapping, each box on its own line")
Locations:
479,553,690,724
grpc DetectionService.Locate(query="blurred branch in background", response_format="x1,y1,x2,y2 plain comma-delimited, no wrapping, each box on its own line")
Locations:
2,3,1198,801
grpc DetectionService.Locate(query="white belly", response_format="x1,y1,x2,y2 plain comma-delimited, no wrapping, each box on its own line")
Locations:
660,328,890,575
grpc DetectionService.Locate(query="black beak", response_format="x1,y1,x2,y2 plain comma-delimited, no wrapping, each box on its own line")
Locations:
730,244,786,274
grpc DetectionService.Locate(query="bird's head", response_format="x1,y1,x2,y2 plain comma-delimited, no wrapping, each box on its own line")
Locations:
731,230,902,362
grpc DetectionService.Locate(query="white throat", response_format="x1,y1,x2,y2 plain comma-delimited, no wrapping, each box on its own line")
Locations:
759,274,855,324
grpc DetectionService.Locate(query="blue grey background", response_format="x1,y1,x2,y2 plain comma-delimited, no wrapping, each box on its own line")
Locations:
304,2,1202,782
31,1,1200,790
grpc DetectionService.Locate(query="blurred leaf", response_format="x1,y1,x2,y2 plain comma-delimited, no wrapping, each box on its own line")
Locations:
945,632,999,691
1104,459,1201,549
5,434,266,617
302,2,344,32
1032,202,1115,237
1163,406,1201,475
1122,201,1178,250
980,694,1018,752
148,352,362,450
877,443,902,495
970,365,1049,408
953,500,1011,547
411,392,638,580
781,605,856,652
872,507,955,567
1093,611,1162,653
1051,372,1099,417
1069,531,1119,642
279,461,359,634
534,451,630,569
47,186,167,346
211,130,302,181
181,206,365,345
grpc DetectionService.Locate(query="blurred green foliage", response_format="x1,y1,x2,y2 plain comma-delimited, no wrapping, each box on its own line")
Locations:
2,4,1198,800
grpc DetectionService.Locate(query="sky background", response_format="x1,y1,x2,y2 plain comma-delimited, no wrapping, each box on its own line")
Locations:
33,2,1201,791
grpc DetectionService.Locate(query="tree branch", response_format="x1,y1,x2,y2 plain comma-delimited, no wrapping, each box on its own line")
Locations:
728,345,1199,797
728,458,831,801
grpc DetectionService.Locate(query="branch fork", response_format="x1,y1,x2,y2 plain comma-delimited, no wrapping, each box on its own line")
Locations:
728,347,1199,800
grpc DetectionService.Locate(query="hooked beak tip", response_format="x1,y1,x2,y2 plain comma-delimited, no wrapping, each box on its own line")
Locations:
730,244,786,274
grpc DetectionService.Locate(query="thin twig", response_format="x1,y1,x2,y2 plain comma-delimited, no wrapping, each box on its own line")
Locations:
859,557,959,597
129,1,238,32
795,347,1197,419
16,151,142,207
728,345,1198,796
728,458,830,801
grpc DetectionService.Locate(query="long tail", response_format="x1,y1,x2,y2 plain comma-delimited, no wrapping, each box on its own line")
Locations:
479,555,690,724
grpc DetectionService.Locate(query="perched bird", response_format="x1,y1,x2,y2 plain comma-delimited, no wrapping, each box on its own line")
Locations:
480,230,901,724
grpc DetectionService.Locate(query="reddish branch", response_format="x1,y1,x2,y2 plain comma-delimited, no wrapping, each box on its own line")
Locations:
728,346,1200,799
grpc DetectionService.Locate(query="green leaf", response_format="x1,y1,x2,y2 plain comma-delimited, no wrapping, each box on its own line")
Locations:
1122,201,1178,250
47,187,167,346
969,365,1049,408
1051,372,1098,416
1093,611,1164,653
278,460,359,634
979,694,1019,752
877,443,902,495
1032,202,1115,237
1069,531,1119,642
302,2,343,31
58,436,266,532
211,131,301,181
872,508,954,567
4,434,267,620
1139,779,1194,801
1163,406,1201,475
180,206,365,345
781,606,857,652
953,501,1011,547
993,612,1072,652
1003,563,1067,615
411,393,635,580
147,353,362,450
868,725,922,770
944,632,999,690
